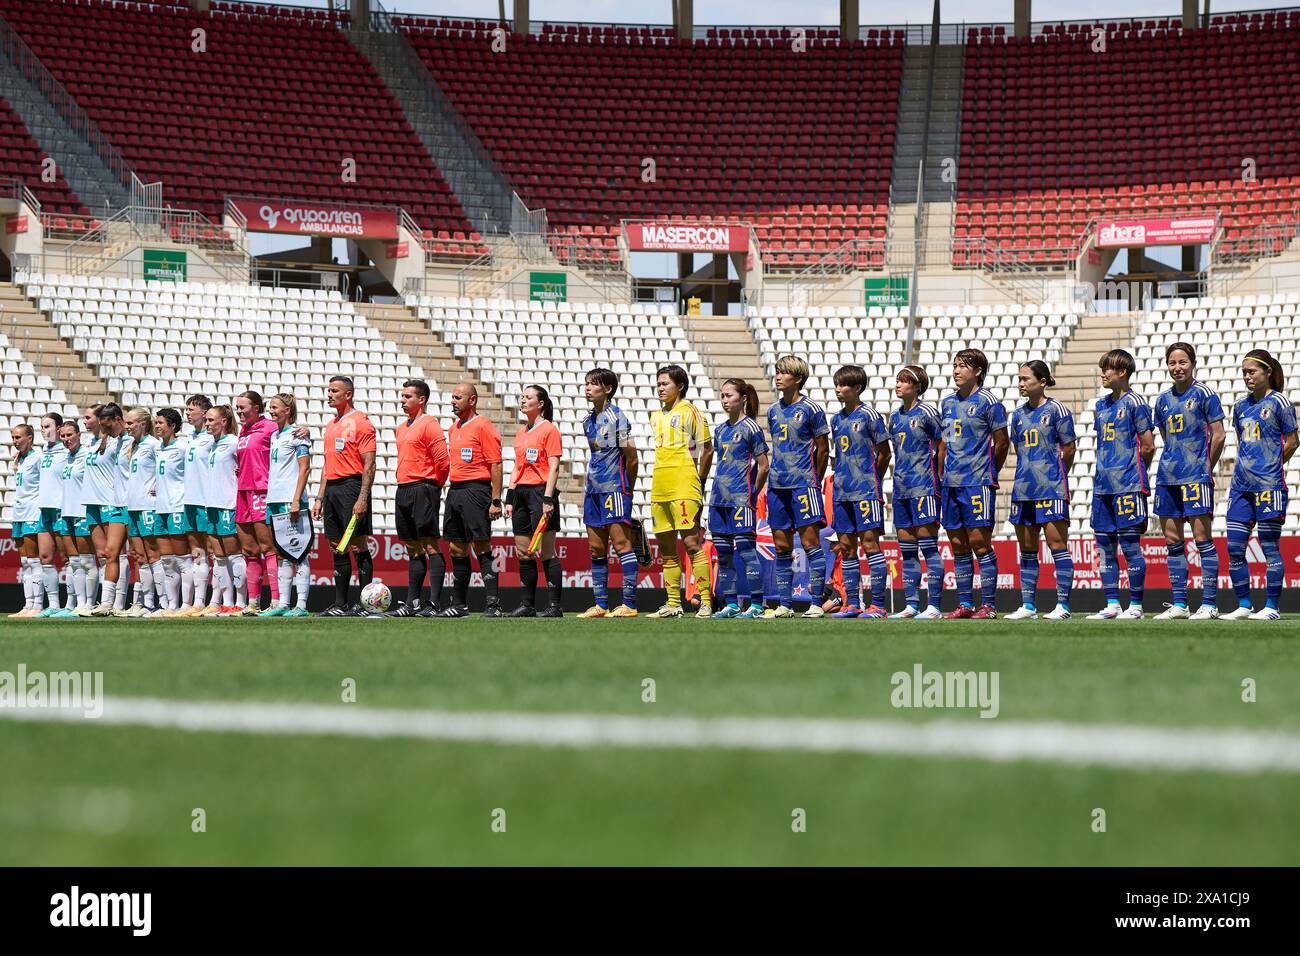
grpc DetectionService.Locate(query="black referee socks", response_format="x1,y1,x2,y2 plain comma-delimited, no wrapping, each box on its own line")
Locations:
427,552,446,609
544,557,562,605
477,548,499,603
333,551,352,606
355,549,373,590
519,559,538,607
407,552,428,605
452,555,472,606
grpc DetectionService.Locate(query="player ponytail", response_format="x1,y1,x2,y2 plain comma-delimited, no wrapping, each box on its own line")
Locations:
93,401,122,454
1244,348,1285,392
526,384,554,422
1020,360,1055,388
212,403,239,433
722,378,760,418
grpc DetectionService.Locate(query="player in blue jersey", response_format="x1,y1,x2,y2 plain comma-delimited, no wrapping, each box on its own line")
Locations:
1223,349,1297,621
577,368,642,619
938,349,1009,619
708,379,770,619
1087,349,1156,620
888,365,944,619
764,355,830,618
1004,361,1076,621
1151,343,1226,620
827,366,891,618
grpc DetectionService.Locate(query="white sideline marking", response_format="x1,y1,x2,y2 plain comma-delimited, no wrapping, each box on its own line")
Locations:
3,697,1300,775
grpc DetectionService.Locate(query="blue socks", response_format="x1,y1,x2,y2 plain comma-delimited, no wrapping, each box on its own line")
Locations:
954,551,974,608
918,536,943,611
1096,534,1120,605
618,550,639,609
713,536,736,605
1260,520,1284,610
735,533,764,607
900,539,920,609
1050,548,1072,611
867,550,888,609
1227,520,1252,607
1167,540,1188,607
591,554,609,609
1196,539,1219,605
1019,551,1039,610
805,546,826,606
1118,529,1145,606
776,550,794,608
978,549,998,609
841,547,861,608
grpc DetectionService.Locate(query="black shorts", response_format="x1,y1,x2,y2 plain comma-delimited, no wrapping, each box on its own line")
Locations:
395,480,442,541
511,483,561,537
443,480,493,543
322,474,372,543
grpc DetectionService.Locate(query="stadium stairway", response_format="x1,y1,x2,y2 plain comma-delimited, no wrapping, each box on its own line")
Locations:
0,282,107,407
679,313,776,418
1048,311,1140,412
890,45,965,207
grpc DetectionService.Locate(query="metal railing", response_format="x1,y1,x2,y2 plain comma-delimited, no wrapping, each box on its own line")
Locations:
0,174,40,214
61,204,249,281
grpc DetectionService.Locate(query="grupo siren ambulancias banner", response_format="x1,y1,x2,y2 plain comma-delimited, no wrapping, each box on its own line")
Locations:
1096,217,1217,248
625,222,750,253
230,198,399,240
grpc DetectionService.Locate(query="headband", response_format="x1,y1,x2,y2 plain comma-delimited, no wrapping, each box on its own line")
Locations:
1245,356,1276,372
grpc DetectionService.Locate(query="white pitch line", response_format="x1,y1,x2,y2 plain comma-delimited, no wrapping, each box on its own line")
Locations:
3,697,1300,775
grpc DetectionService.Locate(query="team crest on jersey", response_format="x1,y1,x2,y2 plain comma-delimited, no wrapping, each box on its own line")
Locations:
1185,398,1196,409
794,411,804,425
670,415,680,428
1262,408,1272,420
1117,409,1126,420
967,405,976,415
852,422,861,433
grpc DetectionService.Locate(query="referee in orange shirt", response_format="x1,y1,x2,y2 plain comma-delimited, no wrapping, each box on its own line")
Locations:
311,375,377,616
439,383,504,618
505,385,563,617
388,378,450,617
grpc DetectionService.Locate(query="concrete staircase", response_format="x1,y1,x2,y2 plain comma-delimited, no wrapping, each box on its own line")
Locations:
890,44,964,206
680,313,776,419
0,282,110,407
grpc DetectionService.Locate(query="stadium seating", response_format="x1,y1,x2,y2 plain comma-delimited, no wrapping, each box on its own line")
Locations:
411,295,719,520
0,97,87,219
956,21,1300,264
10,272,436,534
398,20,901,268
0,0,483,254
1133,293,1300,533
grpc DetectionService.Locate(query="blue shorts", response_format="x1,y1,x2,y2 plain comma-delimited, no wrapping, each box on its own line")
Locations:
10,520,38,539
156,511,186,536
36,507,62,534
85,503,128,527
1009,498,1069,525
184,503,211,534
893,494,940,530
583,490,633,528
128,509,157,537
942,486,994,530
708,502,756,536
60,514,91,537
1227,486,1288,524
766,486,825,531
1091,492,1149,534
208,507,237,536
831,498,884,534
1154,482,1214,519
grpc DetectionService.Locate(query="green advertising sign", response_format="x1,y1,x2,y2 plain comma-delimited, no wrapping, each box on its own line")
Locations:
530,271,567,303
143,248,187,282
864,276,908,307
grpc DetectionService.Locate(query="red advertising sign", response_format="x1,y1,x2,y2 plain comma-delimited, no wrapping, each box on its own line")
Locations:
385,241,409,259
230,198,399,239
625,222,750,253
1096,217,1217,248
5,215,27,235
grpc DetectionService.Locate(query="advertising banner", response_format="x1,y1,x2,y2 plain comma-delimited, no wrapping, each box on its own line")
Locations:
1096,217,1217,248
230,198,399,239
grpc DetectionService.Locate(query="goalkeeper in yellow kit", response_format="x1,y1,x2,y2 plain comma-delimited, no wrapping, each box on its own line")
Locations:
647,363,714,618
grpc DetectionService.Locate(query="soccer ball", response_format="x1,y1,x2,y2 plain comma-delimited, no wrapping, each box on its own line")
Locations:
359,581,392,615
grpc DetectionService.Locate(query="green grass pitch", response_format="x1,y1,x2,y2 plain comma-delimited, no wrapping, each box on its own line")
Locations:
1,615,1297,865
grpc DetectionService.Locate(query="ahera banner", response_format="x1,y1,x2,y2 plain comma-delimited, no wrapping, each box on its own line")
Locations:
1096,216,1217,247
625,222,750,252
230,198,399,239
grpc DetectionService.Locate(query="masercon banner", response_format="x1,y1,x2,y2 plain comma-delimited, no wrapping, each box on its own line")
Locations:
625,222,750,253
2,534,1299,596
230,198,399,240
1096,216,1217,248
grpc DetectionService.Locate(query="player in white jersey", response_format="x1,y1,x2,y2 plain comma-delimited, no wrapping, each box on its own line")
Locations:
260,393,313,617
152,408,189,615
34,412,72,616
121,407,163,617
56,420,96,615
177,395,214,616
8,423,45,617
81,403,131,616
202,404,244,616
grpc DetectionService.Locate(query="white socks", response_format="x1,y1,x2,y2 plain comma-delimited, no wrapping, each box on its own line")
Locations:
294,559,311,610
192,553,210,608
72,555,89,609
179,554,194,609
84,555,100,608
116,555,130,609
213,555,232,607
161,555,181,610
20,557,39,608
42,563,59,608
228,553,248,608
150,560,167,609
100,578,117,610
277,557,294,608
